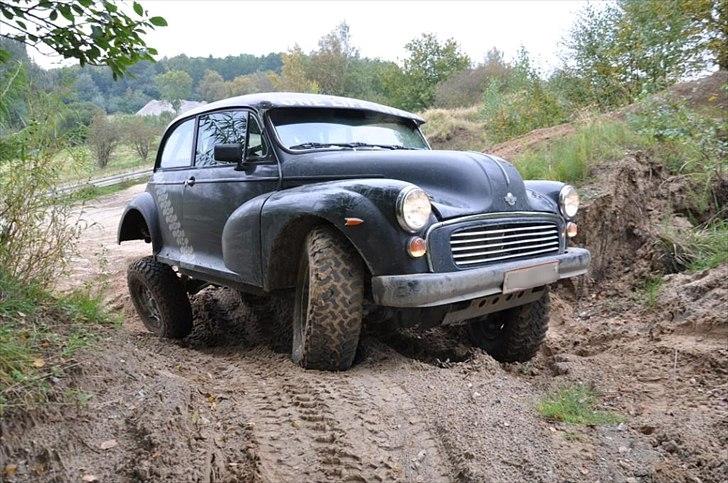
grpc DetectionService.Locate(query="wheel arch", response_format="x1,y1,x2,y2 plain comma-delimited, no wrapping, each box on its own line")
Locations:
118,192,162,253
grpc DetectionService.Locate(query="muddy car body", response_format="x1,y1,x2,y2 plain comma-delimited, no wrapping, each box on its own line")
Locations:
119,93,590,370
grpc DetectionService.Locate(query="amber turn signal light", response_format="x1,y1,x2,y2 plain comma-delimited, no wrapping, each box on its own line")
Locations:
407,236,427,257
566,222,578,238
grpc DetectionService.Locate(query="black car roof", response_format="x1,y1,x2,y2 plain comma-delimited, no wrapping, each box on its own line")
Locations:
172,92,425,125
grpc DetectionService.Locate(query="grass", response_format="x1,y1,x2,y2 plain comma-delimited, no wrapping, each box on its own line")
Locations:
686,221,728,271
0,271,117,415
513,119,651,183
537,385,623,425
65,178,142,204
641,276,664,309
421,106,489,151
55,143,153,183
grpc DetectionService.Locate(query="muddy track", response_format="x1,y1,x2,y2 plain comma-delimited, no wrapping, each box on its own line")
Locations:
2,183,726,482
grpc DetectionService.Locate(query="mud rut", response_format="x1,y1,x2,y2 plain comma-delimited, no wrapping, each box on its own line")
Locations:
5,184,724,482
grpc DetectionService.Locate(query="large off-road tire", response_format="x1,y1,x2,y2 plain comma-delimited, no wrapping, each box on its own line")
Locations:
127,256,193,339
292,226,365,371
467,288,550,362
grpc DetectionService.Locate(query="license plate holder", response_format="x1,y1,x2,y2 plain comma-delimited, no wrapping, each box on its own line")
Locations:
503,261,559,294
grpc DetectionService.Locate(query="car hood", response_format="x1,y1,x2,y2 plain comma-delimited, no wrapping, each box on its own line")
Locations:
280,149,553,219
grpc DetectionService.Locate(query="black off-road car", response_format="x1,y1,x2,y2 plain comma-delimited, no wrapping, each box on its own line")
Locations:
119,93,590,371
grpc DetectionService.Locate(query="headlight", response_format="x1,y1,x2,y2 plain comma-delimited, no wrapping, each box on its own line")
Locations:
396,186,431,232
559,185,580,219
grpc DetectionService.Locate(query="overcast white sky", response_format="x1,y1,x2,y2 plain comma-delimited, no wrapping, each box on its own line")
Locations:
32,0,593,72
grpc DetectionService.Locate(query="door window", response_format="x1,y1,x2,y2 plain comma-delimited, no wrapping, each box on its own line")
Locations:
246,115,268,158
159,119,195,169
195,111,248,167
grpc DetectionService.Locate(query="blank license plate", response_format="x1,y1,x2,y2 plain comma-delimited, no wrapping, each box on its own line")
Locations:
502,262,559,294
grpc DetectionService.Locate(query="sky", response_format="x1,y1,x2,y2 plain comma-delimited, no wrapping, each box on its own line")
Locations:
31,0,591,72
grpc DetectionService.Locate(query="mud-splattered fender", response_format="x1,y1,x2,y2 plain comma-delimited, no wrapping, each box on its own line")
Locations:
257,178,436,291
523,180,566,213
117,191,162,253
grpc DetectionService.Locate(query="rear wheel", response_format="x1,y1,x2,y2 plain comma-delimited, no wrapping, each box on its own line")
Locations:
467,288,550,362
127,256,193,338
292,226,365,371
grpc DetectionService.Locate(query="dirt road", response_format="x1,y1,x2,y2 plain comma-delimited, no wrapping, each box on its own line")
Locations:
2,184,725,482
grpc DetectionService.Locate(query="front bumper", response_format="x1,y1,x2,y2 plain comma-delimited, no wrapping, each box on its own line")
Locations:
371,248,590,308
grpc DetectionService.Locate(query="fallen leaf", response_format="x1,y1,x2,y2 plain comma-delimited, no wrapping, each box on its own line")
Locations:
4,464,17,477
32,358,45,368
99,439,118,450
82,475,98,482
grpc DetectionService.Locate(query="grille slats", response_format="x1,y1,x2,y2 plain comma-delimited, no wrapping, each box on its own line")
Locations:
450,220,560,268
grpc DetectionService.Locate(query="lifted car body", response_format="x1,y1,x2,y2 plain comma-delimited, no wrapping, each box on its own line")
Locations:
119,92,590,370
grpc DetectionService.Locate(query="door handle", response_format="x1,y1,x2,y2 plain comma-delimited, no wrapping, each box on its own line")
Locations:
184,176,196,187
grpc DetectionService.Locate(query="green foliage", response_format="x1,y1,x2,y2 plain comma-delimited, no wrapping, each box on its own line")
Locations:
420,106,487,151
537,385,623,425
0,0,166,79
480,49,569,142
154,70,193,111
562,0,722,108
513,120,649,183
86,112,121,167
383,33,470,111
269,45,319,93
660,221,728,272
118,114,159,162
0,270,115,414
434,47,512,108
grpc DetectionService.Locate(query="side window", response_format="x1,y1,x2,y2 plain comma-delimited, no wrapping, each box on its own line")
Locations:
195,110,247,167
246,115,268,158
159,119,195,169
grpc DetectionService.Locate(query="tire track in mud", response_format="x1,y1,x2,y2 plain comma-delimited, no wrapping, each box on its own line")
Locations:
212,350,453,482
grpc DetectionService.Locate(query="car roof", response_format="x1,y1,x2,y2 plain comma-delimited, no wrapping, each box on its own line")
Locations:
171,92,425,125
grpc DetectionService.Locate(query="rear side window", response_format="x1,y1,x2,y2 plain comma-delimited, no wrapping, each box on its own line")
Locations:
159,119,195,169
195,110,248,167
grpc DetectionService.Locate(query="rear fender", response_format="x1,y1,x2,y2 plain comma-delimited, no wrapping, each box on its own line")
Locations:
117,192,162,253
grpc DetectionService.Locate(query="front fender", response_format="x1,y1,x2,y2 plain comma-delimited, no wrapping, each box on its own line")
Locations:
117,191,162,253
260,178,434,291
524,180,565,213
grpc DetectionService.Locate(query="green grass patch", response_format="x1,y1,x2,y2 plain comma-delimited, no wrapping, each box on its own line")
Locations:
513,119,651,183
686,221,728,271
55,143,153,183
640,276,664,309
0,271,117,415
66,178,142,204
537,385,623,425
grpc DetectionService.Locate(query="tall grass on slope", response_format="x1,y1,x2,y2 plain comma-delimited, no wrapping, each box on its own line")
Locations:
0,271,118,415
513,120,649,183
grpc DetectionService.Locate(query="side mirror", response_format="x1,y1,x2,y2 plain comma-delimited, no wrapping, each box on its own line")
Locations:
214,143,244,169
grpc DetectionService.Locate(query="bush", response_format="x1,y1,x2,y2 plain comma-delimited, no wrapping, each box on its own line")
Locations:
0,93,84,286
118,115,159,163
86,113,121,168
537,385,623,425
421,106,487,151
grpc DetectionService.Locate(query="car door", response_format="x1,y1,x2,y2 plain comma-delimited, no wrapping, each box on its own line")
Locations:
149,117,197,266
181,109,279,280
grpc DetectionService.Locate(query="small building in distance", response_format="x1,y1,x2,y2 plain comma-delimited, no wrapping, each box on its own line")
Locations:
135,99,206,116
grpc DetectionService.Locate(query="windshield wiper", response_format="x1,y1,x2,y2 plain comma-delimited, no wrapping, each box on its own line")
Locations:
288,141,416,151
288,142,355,150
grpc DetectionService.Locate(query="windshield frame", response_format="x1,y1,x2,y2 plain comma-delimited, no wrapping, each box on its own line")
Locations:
265,107,431,154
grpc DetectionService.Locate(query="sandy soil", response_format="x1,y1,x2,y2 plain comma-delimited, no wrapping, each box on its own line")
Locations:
1,163,726,482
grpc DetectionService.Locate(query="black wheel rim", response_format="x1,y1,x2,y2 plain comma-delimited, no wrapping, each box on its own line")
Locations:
132,281,162,333
292,252,310,362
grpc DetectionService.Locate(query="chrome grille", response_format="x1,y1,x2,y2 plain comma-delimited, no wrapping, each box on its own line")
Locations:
450,221,560,267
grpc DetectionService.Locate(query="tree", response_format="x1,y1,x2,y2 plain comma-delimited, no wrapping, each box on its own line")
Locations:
268,45,319,93
308,22,358,96
119,115,157,162
563,0,723,108
0,0,167,78
86,113,120,167
197,69,228,101
228,71,273,96
154,70,192,111
384,34,470,111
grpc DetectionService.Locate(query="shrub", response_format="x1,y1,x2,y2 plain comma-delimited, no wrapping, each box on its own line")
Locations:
86,113,121,168
118,115,159,163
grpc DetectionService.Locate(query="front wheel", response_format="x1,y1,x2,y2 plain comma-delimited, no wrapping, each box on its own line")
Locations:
467,288,550,362
292,226,365,371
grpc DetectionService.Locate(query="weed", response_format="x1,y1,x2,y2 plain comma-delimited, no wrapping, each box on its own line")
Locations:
641,277,664,309
537,385,623,425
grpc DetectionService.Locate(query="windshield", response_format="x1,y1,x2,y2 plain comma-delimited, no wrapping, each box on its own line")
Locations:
269,107,429,151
